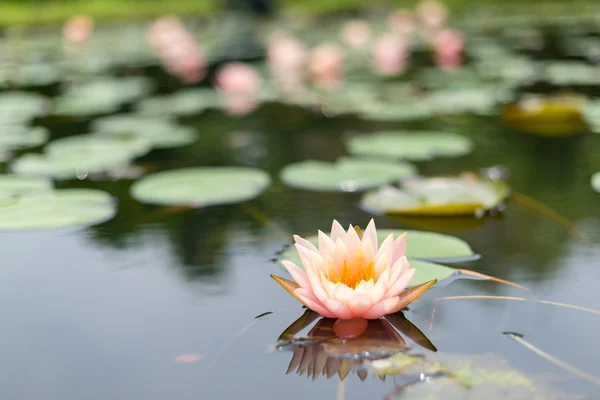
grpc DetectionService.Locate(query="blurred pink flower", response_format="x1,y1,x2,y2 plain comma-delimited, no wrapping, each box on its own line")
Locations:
308,43,345,90
387,9,416,37
215,63,262,117
215,63,262,95
222,97,260,116
271,219,436,320
62,15,94,45
147,16,206,84
432,28,464,70
266,34,308,91
416,0,448,30
372,34,409,76
340,19,372,49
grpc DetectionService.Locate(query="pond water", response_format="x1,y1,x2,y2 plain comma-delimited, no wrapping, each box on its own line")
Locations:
1,11,600,400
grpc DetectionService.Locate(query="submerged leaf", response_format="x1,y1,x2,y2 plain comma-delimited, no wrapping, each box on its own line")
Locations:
279,158,417,192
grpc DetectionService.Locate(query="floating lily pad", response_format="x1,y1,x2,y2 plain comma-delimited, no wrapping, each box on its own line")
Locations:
46,133,151,158
361,177,510,216
502,94,587,137
0,174,53,198
135,88,221,117
591,172,600,193
280,228,476,268
544,61,600,85
280,158,417,192
359,101,434,122
347,131,473,161
0,92,49,124
0,188,115,230
91,114,197,149
0,126,49,150
130,167,271,207
370,353,579,399
417,68,483,90
425,85,511,115
53,76,154,117
11,134,145,180
582,100,600,133
474,55,539,86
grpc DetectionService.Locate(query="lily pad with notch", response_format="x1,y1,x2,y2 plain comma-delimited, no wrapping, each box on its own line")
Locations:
279,158,417,192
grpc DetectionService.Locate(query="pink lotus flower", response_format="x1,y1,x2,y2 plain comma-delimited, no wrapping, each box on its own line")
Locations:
308,43,345,90
416,0,448,30
272,220,436,320
215,63,262,95
432,28,464,71
340,19,372,49
387,9,416,37
266,34,308,91
372,34,409,76
147,16,206,84
62,15,94,46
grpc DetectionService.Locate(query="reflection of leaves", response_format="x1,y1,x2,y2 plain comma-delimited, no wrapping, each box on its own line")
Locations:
377,353,582,400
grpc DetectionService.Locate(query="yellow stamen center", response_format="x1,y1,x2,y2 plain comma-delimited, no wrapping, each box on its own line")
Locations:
327,259,376,289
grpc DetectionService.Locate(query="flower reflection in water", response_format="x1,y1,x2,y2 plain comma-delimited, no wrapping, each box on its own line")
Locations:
274,310,435,381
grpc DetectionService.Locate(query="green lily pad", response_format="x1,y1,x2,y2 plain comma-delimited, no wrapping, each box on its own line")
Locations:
16,63,62,87
582,100,600,133
424,85,511,115
0,126,49,150
370,353,579,399
91,114,197,149
0,92,49,124
0,188,115,230
279,158,417,192
130,167,271,207
0,174,53,198
53,76,154,117
359,101,434,122
135,88,221,117
591,172,600,193
46,133,151,158
280,228,476,268
417,68,483,90
347,131,474,161
11,133,145,180
361,177,510,216
544,61,600,85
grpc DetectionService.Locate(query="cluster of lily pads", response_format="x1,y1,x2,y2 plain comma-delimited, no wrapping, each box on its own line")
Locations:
2,4,600,229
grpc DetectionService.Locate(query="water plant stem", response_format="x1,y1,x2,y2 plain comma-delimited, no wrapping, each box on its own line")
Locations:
505,333,600,387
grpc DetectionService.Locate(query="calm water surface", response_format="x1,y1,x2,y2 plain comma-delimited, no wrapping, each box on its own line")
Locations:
2,26,600,400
